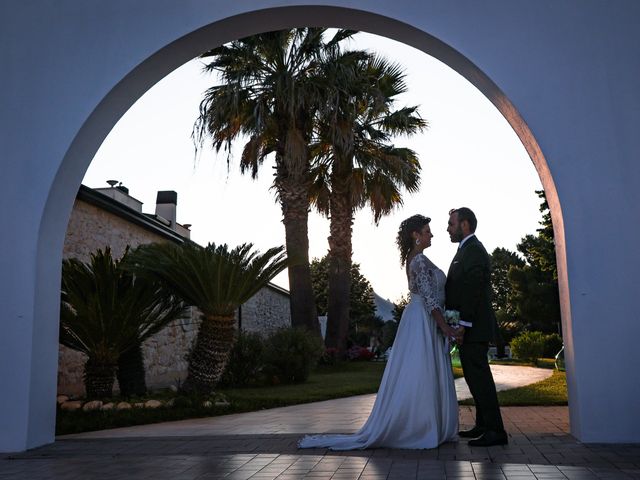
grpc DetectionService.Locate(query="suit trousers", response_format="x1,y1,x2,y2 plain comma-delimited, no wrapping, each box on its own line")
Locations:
459,342,505,433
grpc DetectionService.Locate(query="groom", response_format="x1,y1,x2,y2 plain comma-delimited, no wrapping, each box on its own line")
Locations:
445,207,508,446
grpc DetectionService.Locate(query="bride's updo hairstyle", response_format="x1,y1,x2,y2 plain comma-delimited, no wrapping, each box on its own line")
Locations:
396,214,431,267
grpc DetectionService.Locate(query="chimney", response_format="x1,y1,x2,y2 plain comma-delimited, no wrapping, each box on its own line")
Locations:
155,191,177,228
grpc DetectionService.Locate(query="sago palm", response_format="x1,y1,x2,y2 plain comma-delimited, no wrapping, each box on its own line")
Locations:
310,52,426,353
60,248,186,399
193,28,356,335
127,241,287,394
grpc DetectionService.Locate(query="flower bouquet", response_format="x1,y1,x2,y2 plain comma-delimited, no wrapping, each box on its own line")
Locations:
444,309,462,367
444,309,460,329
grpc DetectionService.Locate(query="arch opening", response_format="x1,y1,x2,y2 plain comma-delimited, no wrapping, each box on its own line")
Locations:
33,5,571,451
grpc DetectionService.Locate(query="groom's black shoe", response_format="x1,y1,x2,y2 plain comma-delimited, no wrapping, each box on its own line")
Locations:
458,426,485,438
468,430,508,447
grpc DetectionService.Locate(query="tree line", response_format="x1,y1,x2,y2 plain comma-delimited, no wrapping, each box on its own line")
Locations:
490,190,561,354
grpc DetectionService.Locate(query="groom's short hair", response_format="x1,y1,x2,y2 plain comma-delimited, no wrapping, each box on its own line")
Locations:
451,207,477,232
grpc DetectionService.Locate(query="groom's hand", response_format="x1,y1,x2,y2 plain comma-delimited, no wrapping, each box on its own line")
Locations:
455,326,465,344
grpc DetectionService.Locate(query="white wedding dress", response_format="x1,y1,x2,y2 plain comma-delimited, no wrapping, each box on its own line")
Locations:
298,254,458,450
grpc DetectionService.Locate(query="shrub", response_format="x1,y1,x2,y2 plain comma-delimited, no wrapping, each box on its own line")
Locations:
542,333,563,358
347,345,375,361
319,347,340,366
510,331,545,361
219,330,265,387
263,327,324,384
172,396,192,408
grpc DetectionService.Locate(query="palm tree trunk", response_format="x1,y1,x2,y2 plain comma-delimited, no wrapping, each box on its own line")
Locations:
184,312,236,394
84,358,116,399
279,177,320,336
117,343,147,397
325,171,353,354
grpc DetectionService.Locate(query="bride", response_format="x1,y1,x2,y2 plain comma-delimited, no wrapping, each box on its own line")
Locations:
298,214,459,450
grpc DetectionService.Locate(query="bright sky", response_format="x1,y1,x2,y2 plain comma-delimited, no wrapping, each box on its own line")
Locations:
84,32,542,304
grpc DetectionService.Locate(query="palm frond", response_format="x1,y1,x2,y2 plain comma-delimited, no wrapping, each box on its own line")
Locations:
194,27,357,193
310,47,425,223
309,162,331,215
126,242,287,317
60,248,187,361
378,107,428,135
325,29,359,50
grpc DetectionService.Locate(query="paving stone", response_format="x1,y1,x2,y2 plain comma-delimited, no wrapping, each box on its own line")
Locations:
2,403,639,479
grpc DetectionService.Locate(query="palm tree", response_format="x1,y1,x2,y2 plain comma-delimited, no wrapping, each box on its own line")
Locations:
310,53,426,353
60,248,186,399
127,241,287,394
193,28,356,335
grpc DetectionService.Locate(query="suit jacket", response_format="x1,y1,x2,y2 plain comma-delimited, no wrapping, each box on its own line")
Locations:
445,235,497,343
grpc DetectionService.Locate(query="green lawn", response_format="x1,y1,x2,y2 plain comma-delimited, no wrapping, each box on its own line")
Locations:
56,361,565,435
497,369,567,405
223,361,388,405
459,369,568,406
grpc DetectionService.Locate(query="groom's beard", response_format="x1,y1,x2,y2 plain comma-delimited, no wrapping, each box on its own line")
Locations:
450,226,464,243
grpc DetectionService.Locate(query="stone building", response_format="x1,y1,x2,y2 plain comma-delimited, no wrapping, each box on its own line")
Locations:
59,183,291,396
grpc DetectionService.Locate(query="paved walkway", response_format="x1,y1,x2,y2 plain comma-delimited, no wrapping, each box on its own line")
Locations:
456,364,553,401
2,366,639,479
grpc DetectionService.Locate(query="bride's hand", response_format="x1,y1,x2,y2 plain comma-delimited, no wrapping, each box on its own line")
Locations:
441,324,456,339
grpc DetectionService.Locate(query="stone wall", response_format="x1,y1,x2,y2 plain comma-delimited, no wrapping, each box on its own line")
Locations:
240,286,292,336
59,194,290,396
139,309,200,391
63,198,167,260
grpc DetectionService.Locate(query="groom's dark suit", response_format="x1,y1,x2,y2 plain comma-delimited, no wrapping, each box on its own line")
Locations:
445,235,505,435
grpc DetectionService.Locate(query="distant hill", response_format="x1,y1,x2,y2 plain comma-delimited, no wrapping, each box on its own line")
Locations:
373,292,396,322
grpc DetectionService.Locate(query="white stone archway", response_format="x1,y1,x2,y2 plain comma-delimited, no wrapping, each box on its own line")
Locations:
1,1,639,452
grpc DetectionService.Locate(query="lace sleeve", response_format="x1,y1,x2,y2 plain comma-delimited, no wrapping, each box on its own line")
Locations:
411,255,442,313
